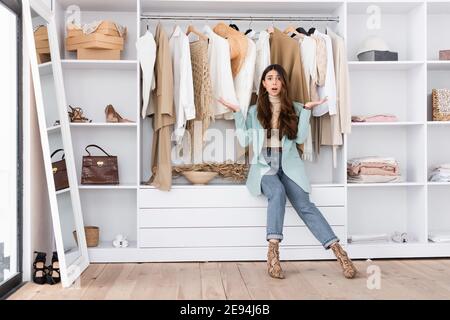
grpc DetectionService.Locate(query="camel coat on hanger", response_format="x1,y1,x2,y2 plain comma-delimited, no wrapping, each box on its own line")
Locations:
147,23,176,191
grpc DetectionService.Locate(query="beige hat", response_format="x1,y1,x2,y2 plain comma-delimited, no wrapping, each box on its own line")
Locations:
357,36,391,55
213,22,248,77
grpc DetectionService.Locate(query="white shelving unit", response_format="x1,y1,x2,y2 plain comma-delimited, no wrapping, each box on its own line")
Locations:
48,0,450,262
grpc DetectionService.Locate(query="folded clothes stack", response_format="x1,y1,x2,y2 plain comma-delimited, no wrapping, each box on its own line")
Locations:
348,234,390,243
428,232,450,243
347,156,401,183
351,114,398,123
348,232,411,244
429,163,450,182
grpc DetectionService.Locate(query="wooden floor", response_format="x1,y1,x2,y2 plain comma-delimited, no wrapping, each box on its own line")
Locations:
8,259,450,300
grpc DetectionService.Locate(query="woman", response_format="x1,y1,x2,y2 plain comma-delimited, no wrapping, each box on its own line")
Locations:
219,64,357,279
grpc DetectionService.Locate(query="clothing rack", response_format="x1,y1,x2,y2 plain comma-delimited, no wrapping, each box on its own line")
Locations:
140,15,339,23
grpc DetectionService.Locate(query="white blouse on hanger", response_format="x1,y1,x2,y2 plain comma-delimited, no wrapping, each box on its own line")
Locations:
313,30,337,117
203,25,239,120
254,30,271,92
136,30,156,118
234,37,256,119
169,26,196,144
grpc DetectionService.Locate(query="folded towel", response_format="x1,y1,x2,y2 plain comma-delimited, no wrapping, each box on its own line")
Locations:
348,156,399,167
348,175,402,183
429,232,450,243
348,234,390,243
352,114,398,123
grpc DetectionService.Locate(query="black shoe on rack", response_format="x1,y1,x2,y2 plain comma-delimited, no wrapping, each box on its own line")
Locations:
32,251,47,285
46,251,61,285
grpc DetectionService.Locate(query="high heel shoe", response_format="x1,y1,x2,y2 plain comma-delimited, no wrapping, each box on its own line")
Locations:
46,251,61,285
105,104,133,123
32,251,47,285
68,105,92,123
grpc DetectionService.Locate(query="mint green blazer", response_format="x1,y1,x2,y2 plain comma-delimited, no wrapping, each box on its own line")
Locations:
233,102,312,196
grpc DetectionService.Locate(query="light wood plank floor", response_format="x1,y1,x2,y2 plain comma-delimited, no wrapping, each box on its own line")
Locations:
8,259,450,300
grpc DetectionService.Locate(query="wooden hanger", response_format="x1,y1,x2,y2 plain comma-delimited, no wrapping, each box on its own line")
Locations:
283,25,296,35
186,25,208,41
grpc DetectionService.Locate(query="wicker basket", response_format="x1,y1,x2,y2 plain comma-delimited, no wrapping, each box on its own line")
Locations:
73,226,99,247
432,89,450,121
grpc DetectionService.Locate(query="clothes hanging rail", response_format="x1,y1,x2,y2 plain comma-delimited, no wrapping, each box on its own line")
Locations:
140,15,339,23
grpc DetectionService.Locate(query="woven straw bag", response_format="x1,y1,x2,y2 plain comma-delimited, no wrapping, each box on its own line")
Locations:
432,89,450,121
73,226,99,247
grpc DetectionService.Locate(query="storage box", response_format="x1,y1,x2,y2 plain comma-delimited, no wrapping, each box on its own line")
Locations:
95,21,122,37
357,50,399,61
65,33,124,51
77,48,121,60
432,89,450,121
439,50,450,61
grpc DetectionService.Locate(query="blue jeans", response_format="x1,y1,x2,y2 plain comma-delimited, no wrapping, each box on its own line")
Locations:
261,148,339,249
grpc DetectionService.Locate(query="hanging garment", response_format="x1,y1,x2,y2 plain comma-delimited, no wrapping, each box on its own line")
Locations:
186,39,214,164
147,23,175,191
213,22,248,78
203,25,239,120
234,37,256,119
169,26,196,145
253,30,271,93
327,28,352,135
313,30,337,117
295,34,317,162
269,27,309,104
137,30,156,119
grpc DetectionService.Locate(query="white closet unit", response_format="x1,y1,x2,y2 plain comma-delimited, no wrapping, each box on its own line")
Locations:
45,0,450,263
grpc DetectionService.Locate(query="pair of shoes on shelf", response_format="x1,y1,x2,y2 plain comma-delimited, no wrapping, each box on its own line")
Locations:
68,105,92,123
105,104,134,123
32,251,61,285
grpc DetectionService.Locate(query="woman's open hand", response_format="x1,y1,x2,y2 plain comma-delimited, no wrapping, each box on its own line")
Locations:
218,97,241,113
304,97,328,110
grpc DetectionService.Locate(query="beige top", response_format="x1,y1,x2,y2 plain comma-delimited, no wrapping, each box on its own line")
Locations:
263,95,282,148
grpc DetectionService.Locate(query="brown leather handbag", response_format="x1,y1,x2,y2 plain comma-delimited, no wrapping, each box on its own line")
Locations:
81,144,119,185
51,149,69,191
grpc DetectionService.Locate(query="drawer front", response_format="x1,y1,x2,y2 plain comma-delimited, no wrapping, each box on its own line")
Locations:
139,226,345,248
139,186,344,208
139,207,345,228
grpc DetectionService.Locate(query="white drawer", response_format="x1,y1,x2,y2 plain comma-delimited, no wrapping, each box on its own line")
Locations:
139,207,345,228
139,186,344,208
139,226,345,248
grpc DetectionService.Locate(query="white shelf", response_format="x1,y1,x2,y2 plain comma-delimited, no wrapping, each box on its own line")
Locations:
70,123,137,128
348,61,424,71
61,60,138,70
47,125,61,133
352,122,423,127
427,61,450,70
56,188,70,195
55,0,136,11
79,184,137,190
347,182,424,188
427,121,450,126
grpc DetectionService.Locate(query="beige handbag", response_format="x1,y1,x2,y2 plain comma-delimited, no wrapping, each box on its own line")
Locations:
432,89,450,121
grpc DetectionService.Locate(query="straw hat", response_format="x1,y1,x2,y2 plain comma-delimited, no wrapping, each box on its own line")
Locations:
213,22,248,77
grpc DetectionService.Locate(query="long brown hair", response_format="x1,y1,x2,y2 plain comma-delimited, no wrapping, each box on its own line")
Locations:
256,64,298,140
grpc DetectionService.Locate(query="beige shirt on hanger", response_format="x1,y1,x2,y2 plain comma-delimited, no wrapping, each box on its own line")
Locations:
147,23,175,191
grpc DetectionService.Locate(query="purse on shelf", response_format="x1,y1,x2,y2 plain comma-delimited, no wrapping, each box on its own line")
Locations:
432,89,450,121
51,149,69,191
81,144,119,185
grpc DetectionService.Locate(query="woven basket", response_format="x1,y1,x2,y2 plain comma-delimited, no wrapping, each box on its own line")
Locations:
432,89,450,121
73,226,99,247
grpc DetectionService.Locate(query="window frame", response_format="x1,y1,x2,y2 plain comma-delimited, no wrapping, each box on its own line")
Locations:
0,0,23,300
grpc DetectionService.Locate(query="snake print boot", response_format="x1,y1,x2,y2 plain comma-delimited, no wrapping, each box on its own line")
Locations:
330,242,357,279
267,240,285,279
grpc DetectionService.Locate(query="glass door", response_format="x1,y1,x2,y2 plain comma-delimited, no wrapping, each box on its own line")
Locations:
0,0,22,298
